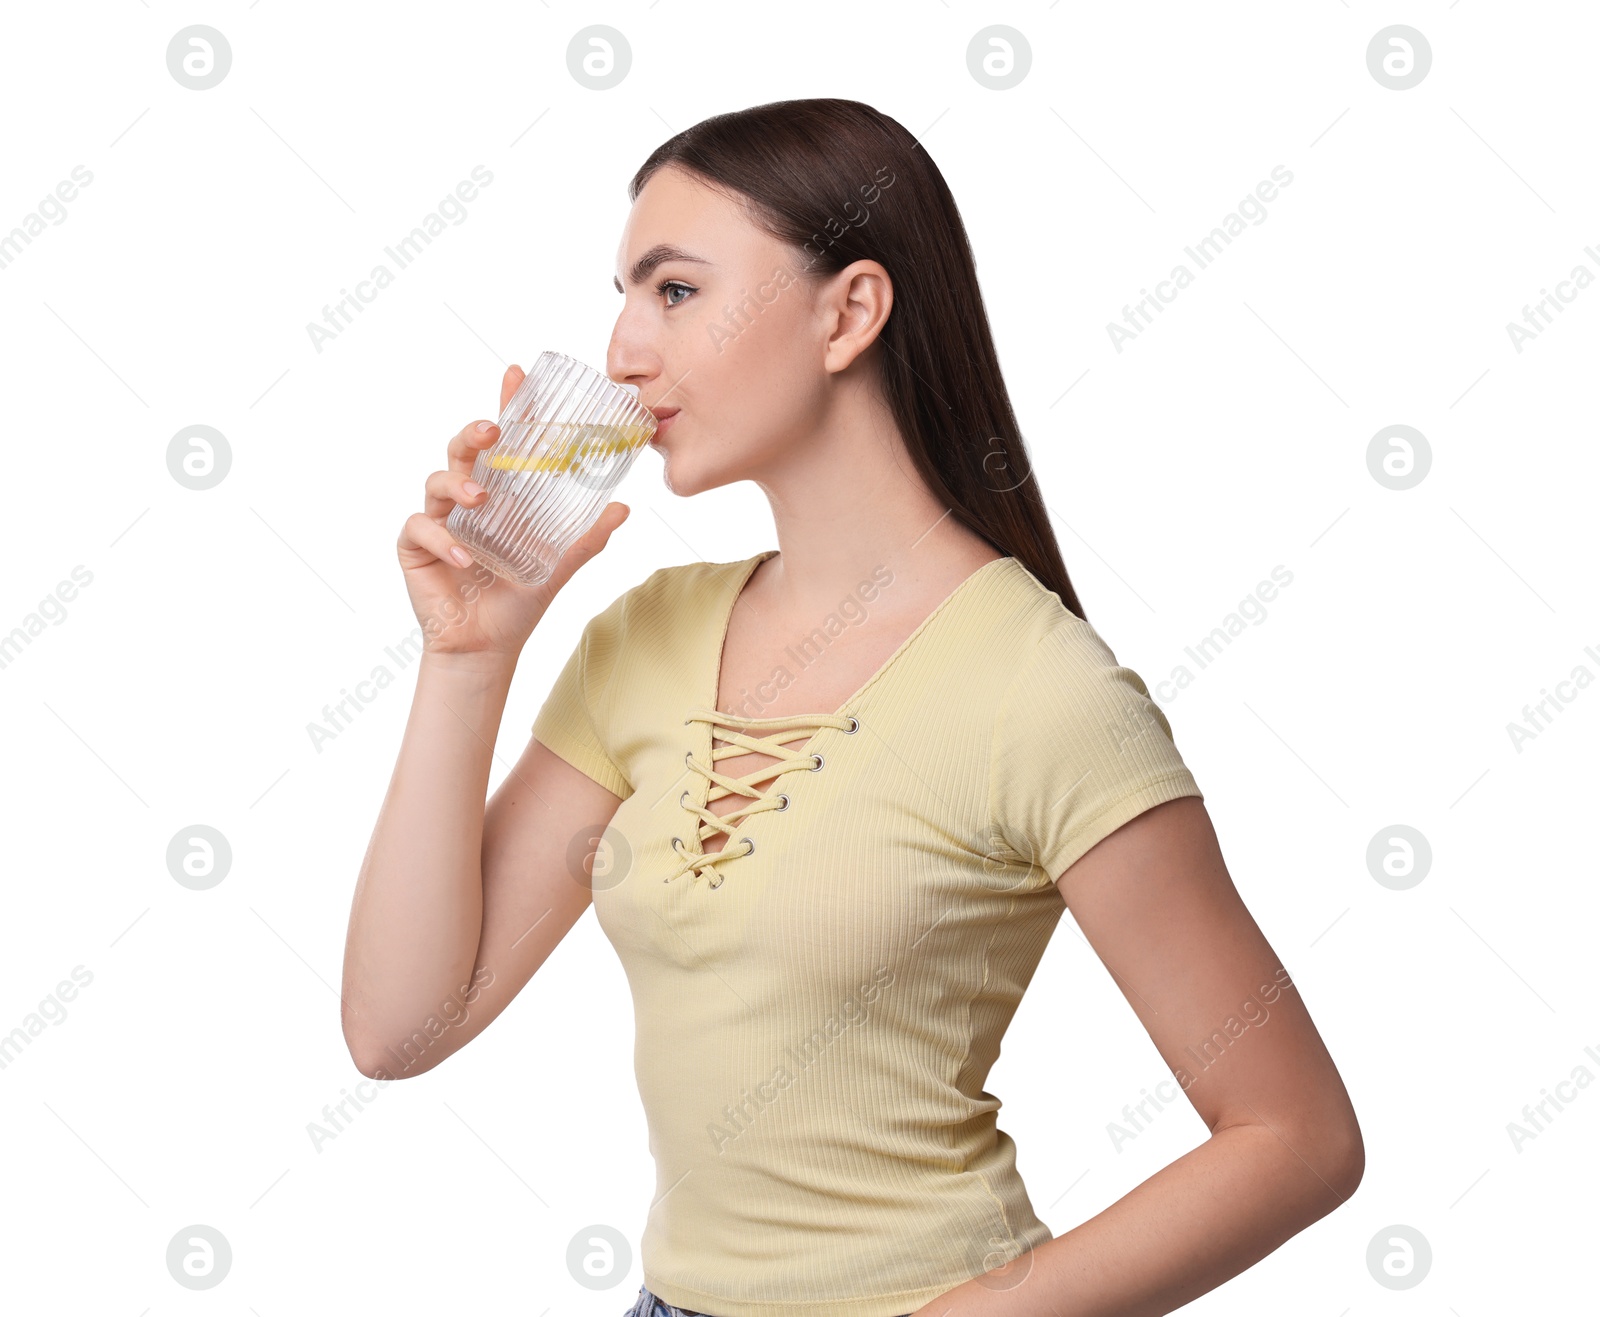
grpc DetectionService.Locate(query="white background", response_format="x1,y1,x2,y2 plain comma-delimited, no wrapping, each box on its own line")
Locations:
1,2,1594,1312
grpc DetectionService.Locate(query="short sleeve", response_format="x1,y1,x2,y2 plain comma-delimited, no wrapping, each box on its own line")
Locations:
989,617,1202,885
530,586,635,801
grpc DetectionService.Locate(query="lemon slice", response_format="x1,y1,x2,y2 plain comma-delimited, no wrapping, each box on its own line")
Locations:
487,422,654,474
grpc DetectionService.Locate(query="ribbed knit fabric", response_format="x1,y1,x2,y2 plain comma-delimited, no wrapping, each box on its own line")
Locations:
531,551,1204,1317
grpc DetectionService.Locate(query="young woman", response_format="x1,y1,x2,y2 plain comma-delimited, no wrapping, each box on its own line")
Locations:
342,99,1363,1317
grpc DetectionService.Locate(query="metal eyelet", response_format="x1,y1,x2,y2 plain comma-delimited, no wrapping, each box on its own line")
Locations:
708,874,724,889
843,716,860,733
809,753,825,771
740,837,754,856
775,793,789,811
678,790,689,808
684,750,693,767
670,836,683,853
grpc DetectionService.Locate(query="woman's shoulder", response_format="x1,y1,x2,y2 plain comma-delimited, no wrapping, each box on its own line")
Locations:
580,551,764,653
617,551,765,612
972,554,1098,653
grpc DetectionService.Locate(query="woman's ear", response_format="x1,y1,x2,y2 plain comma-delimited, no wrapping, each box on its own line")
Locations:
822,260,894,373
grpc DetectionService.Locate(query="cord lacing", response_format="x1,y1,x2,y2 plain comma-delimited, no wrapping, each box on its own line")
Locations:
665,705,860,888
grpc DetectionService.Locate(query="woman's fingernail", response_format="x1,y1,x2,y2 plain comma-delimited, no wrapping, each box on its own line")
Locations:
450,547,472,567
463,481,484,498
475,421,494,433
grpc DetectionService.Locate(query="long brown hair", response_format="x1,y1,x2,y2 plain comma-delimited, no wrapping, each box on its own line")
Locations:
630,97,1086,621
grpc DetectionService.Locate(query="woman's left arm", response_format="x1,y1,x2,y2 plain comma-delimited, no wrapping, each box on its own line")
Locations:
915,795,1364,1317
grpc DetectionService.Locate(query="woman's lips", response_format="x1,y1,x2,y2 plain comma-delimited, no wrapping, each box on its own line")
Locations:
650,412,678,442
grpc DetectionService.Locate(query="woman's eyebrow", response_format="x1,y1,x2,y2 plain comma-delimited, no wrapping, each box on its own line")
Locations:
614,244,712,293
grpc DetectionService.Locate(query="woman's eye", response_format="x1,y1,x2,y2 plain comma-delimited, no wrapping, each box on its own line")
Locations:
655,279,695,308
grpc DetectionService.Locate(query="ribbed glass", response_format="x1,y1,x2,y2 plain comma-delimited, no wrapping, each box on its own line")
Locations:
445,351,657,586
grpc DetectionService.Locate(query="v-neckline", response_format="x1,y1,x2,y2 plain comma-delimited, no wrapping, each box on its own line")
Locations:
706,548,1013,727
678,550,1012,866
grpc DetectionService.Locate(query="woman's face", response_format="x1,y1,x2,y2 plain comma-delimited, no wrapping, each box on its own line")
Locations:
607,165,844,497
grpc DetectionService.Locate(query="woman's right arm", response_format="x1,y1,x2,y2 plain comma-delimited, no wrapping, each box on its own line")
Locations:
341,649,625,1080
340,363,631,1079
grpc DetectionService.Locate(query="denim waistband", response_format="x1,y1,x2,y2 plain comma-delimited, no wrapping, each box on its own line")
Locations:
624,1284,702,1317
623,1283,910,1317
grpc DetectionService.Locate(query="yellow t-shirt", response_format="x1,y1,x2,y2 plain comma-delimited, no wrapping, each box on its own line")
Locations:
531,550,1203,1317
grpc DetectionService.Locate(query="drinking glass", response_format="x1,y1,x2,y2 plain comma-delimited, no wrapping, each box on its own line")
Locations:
446,351,656,586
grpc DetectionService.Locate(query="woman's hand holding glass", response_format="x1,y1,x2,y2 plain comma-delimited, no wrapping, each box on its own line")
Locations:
396,363,630,659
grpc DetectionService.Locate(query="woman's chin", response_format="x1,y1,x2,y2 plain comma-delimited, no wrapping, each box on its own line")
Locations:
653,450,734,499
652,446,691,496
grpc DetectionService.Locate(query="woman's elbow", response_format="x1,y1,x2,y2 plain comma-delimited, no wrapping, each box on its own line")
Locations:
1331,1117,1365,1202
1303,1113,1366,1209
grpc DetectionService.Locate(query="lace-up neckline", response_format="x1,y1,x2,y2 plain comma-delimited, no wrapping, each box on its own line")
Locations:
664,548,1011,892
667,706,859,888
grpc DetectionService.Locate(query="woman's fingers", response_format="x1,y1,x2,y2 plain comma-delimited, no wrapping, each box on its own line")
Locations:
447,417,498,479
398,367,527,577
434,365,523,502
422,466,487,522
397,510,474,569
435,365,524,486
499,362,525,415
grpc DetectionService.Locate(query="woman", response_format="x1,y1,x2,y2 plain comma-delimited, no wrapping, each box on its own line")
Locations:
342,98,1363,1317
